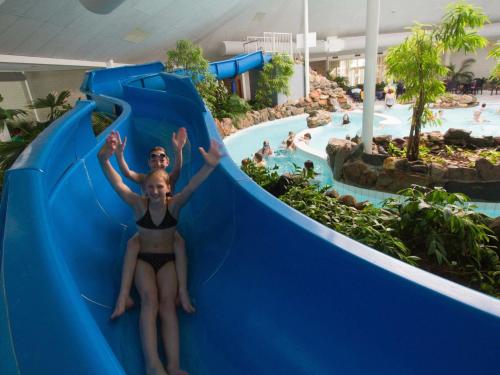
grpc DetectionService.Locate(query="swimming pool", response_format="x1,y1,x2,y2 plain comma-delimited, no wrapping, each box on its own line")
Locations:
224,105,500,217
307,105,500,155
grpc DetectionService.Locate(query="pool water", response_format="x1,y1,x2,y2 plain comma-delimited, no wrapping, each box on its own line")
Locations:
224,105,500,217
310,106,500,152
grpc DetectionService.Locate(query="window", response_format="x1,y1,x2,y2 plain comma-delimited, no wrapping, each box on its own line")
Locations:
328,55,386,86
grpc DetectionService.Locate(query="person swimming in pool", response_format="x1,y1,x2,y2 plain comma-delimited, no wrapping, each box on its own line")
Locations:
342,113,350,125
110,129,195,320
99,131,222,375
473,103,488,123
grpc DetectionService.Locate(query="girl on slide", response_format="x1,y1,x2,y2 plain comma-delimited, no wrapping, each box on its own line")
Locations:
109,128,195,319
99,133,222,375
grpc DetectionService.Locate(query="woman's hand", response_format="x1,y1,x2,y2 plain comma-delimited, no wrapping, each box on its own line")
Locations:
199,139,223,168
114,131,127,157
172,127,187,153
98,132,117,161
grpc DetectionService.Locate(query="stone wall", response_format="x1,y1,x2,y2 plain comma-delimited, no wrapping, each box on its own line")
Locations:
326,131,500,202
215,69,353,137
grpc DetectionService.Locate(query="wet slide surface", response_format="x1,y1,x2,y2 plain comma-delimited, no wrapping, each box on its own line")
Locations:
1,52,499,374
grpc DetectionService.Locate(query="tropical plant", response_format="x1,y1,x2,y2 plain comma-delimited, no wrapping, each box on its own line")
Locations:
196,75,229,118
241,160,499,296
0,91,74,192
0,119,49,176
254,53,294,109
281,185,417,264
165,40,252,122
28,90,72,123
384,186,499,295
241,161,282,188
329,75,350,90
0,94,26,131
165,39,209,82
385,1,488,161
446,58,476,84
488,41,500,79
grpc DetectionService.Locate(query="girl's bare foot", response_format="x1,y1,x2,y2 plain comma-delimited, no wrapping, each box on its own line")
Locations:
178,288,195,314
146,363,168,375
168,367,189,375
110,294,134,319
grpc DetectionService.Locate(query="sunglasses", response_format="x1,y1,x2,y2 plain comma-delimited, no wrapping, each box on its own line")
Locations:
150,153,167,160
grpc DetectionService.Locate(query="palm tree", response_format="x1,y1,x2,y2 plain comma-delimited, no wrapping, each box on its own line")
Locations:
446,58,476,84
28,90,72,123
0,91,73,190
0,94,26,131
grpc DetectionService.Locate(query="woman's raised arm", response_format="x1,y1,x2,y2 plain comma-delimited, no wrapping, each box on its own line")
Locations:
98,134,140,207
169,140,223,215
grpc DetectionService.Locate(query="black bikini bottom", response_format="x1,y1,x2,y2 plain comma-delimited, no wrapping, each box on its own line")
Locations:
137,252,175,273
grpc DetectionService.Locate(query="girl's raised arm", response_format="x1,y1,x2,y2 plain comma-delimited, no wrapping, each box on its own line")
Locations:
113,131,145,184
98,135,140,207
169,127,187,189
169,140,222,215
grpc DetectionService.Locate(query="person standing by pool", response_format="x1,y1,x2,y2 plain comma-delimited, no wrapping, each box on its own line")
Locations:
385,88,396,108
473,103,487,123
99,132,222,375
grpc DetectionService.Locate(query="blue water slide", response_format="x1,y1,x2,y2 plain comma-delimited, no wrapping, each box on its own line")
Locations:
208,51,272,79
1,59,499,375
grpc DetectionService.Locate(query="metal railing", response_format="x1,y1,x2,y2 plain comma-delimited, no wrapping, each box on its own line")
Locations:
244,32,293,57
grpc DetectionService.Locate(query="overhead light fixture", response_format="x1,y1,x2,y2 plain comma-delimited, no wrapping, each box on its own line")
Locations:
124,28,150,44
252,12,266,21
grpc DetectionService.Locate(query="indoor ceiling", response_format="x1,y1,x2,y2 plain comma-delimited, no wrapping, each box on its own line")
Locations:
0,0,499,66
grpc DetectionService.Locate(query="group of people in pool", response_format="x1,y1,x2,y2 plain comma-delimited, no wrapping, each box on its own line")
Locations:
251,131,313,167
98,128,222,375
249,132,318,178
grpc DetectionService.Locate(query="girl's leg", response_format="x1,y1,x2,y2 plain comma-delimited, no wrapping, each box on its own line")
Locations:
157,262,188,375
173,232,195,314
135,261,167,375
111,233,140,319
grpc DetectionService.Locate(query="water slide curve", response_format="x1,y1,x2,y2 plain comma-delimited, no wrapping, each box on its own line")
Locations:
1,51,499,374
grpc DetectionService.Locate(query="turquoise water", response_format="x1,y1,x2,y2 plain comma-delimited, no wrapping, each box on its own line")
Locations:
224,106,500,217
310,106,500,152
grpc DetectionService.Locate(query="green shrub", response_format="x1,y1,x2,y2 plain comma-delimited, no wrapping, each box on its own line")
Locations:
242,161,415,264
165,39,209,81
281,185,416,264
166,40,253,122
254,54,294,109
329,75,350,90
241,161,499,296
196,75,228,117
383,186,499,294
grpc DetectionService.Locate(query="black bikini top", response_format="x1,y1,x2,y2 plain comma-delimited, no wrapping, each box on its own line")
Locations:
136,199,177,229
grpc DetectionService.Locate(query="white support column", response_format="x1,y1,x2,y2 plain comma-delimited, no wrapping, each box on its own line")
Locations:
304,0,310,96
22,74,41,122
361,0,380,154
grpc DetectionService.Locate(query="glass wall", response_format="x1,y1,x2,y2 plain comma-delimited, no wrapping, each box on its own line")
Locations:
328,55,386,86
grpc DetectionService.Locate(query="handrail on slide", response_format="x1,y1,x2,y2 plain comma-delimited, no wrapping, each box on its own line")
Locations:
1,54,499,375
